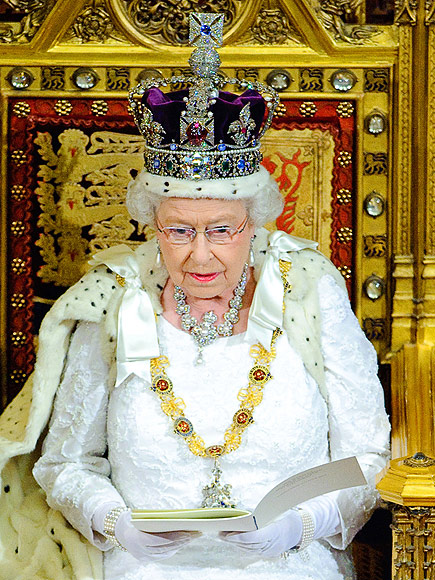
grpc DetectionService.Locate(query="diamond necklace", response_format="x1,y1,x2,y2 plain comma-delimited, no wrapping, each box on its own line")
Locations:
173,263,248,364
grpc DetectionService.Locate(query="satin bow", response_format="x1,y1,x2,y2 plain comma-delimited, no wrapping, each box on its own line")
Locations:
89,245,160,387
246,231,317,348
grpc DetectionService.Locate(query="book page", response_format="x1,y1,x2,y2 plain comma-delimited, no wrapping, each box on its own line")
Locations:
131,456,366,532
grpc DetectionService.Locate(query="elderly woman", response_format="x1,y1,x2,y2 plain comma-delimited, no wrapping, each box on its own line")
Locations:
2,13,389,580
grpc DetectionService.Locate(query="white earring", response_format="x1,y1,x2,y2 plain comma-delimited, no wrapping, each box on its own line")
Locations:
249,237,255,267
156,241,162,266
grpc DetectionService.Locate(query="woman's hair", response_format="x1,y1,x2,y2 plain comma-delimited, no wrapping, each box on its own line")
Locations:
126,166,284,228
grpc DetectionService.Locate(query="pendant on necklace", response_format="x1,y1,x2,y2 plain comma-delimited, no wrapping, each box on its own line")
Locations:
201,459,236,508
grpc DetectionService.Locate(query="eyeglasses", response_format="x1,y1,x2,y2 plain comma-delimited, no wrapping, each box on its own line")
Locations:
156,216,249,245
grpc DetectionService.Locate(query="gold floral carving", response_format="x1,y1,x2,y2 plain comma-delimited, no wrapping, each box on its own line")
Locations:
91,100,109,116
237,1,304,45
64,0,127,44
395,0,418,24
0,0,54,44
34,128,147,286
10,258,26,275
309,0,380,43
10,185,25,201
111,0,238,45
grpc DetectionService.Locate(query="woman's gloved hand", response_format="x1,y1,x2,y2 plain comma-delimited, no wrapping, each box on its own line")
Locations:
93,503,200,562
220,509,303,557
220,495,340,558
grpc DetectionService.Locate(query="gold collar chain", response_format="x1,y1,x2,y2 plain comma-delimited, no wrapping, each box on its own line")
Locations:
149,327,282,460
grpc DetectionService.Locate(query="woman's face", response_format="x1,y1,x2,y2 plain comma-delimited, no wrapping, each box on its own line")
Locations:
155,197,254,300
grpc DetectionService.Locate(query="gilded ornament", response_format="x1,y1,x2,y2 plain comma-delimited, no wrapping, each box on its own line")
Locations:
364,235,387,257
403,452,435,468
336,188,352,203
297,205,314,227
362,318,386,340
72,5,113,43
11,149,27,165
250,8,303,45
312,0,380,44
266,70,292,92
9,369,27,385
395,0,418,24
0,0,52,43
107,68,130,90
121,0,236,45
54,100,73,116
12,102,31,118
273,103,287,117
299,102,317,117
299,69,323,92
11,331,26,347
6,67,34,89
41,67,65,90
11,258,26,275
11,185,26,201
337,226,353,243
364,69,389,92
338,265,352,279
235,68,259,83
336,102,354,118
10,293,26,309
10,221,25,236
338,151,352,166
363,152,388,175
91,100,109,116
116,274,126,287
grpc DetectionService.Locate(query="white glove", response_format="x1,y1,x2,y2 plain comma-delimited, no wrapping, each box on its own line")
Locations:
220,509,303,557
93,503,199,562
220,495,341,558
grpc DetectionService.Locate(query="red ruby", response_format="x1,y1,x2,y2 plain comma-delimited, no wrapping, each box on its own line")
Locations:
238,412,248,423
254,369,265,380
186,122,208,146
158,380,168,391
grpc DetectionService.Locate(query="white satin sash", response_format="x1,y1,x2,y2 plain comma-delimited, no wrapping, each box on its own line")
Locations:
246,230,317,347
89,245,160,387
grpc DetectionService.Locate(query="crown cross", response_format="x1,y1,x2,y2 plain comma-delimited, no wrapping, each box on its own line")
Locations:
189,13,224,49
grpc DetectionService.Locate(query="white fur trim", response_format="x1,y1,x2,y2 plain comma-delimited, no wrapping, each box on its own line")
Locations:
129,165,276,200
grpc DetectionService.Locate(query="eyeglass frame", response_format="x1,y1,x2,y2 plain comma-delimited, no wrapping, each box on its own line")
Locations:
155,215,250,245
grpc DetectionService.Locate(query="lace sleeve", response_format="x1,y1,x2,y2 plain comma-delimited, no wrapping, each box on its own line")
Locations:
318,274,390,549
33,321,125,549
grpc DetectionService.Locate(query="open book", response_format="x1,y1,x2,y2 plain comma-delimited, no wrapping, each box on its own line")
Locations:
131,456,366,532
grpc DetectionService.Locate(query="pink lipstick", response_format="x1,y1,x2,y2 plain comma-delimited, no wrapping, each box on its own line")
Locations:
189,272,220,283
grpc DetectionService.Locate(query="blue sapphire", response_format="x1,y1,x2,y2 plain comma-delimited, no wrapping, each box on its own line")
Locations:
200,24,211,36
170,143,177,151
153,158,160,169
218,143,226,151
237,158,246,170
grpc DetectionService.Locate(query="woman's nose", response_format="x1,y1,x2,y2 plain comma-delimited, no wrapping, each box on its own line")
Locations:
189,232,214,264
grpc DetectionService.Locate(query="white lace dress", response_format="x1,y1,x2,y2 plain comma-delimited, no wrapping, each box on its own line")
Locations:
33,274,390,580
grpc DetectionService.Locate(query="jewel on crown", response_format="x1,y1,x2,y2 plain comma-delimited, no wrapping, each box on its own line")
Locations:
128,12,279,181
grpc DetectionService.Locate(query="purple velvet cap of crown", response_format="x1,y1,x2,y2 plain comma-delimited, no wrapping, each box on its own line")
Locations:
143,87,266,145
